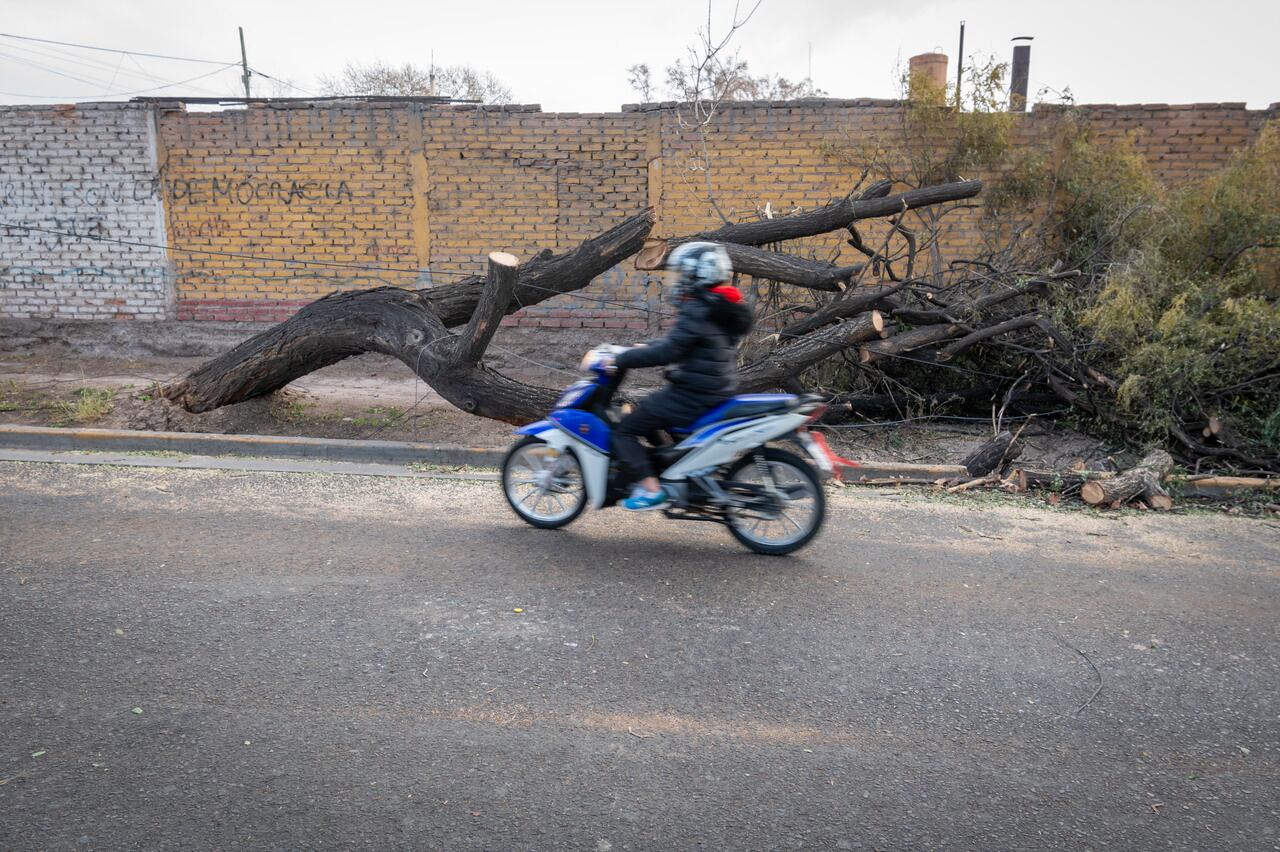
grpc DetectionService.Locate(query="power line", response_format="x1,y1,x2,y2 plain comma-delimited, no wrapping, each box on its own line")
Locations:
0,39,234,98
0,58,239,100
4,39,204,90
0,31,233,65
0,49,109,89
248,66,318,97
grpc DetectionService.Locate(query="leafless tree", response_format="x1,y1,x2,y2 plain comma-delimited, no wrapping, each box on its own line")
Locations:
626,63,655,102
319,61,512,103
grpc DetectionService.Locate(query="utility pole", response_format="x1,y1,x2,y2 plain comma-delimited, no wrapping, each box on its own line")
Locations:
956,20,965,108
238,27,251,99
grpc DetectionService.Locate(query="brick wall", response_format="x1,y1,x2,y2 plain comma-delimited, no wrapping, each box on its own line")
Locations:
0,103,171,320
159,105,421,321
1,98,1275,329
647,99,1279,298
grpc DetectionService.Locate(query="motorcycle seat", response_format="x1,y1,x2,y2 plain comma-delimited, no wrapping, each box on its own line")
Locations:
668,394,798,434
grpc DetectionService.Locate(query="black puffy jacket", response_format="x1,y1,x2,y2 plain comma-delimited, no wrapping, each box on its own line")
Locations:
615,290,753,399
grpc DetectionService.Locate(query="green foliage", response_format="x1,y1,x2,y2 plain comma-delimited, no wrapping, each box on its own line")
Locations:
1048,116,1162,273
818,65,1279,465
1073,122,1280,452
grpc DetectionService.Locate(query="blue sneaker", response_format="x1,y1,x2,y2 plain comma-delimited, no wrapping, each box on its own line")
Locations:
621,487,669,511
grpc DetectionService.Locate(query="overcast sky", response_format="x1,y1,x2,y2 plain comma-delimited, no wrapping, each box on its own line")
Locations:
1,0,1276,111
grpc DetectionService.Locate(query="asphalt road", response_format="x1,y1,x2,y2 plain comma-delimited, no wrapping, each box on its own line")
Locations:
2,461,1278,851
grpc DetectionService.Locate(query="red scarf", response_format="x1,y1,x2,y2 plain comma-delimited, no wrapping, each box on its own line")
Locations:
708,284,743,303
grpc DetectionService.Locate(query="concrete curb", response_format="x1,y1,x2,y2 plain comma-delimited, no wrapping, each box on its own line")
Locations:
0,448,499,481
0,424,506,467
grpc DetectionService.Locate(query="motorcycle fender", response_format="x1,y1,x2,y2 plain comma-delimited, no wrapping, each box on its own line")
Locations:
538,429,611,510
514,420,552,437
793,430,836,478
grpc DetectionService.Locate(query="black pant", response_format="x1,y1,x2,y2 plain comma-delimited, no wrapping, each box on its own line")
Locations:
613,387,718,483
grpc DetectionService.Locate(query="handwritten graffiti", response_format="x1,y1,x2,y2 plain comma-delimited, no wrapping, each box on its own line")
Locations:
0,179,160,209
1,217,114,250
170,215,231,240
0,265,170,290
167,178,355,205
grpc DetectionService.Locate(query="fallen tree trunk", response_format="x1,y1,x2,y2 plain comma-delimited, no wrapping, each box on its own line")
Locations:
859,323,964,365
1007,468,1116,493
161,211,655,416
165,254,562,423
686,180,983,248
636,241,864,292
774,282,906,341
961,430,1022,476
1080,450,1174,508
740,313,888,391
821,387,1060,422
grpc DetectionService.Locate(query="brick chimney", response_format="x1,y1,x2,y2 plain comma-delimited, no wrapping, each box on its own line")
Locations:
908,52,949,103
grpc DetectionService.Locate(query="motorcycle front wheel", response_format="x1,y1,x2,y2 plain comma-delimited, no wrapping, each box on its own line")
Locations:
721,447,825,555
501,436,588,529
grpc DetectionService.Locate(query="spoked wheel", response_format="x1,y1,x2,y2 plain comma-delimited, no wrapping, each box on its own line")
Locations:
721,447,825,555
501,436,588,529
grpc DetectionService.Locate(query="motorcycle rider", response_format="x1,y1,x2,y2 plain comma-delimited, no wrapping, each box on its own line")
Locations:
608,241,753,511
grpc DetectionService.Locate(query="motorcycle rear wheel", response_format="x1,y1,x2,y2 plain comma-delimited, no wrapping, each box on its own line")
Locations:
722,447,825,555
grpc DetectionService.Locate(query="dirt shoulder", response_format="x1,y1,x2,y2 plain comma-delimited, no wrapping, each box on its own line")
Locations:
0,352,1108,464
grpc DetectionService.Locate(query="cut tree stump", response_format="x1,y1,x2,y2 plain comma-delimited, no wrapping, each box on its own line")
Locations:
1081,450,1174,509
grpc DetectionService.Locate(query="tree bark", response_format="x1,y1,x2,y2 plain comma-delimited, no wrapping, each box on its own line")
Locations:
1080,450,1174,508
720,244,863,291
961,430,1022,476
418,209,655,325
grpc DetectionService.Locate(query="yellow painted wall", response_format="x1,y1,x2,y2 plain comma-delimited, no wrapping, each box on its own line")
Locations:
155,100,1275,324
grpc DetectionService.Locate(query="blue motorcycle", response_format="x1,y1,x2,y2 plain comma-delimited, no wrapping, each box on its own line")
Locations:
501,346,833,555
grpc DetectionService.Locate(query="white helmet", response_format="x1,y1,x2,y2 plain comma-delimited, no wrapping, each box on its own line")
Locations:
666,241,732,296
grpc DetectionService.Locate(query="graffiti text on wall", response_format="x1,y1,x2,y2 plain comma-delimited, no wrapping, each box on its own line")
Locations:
0,180,160,208
167,178,355,205
1,217,115,250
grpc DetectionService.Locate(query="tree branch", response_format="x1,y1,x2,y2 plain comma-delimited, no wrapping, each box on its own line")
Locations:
683,180,982,247
455,252,519,364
